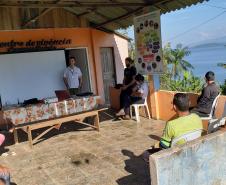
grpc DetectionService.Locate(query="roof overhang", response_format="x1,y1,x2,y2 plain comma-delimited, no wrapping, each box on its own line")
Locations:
0,0,208,31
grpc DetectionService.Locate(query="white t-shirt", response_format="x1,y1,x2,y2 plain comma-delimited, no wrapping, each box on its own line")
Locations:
64,66,82,88
138,82,149,99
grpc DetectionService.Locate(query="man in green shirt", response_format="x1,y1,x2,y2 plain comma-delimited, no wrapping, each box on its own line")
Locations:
160,93,203,148
143,93,203,161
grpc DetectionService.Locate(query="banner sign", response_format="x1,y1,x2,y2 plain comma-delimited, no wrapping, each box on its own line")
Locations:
0,38,71,53
134,10,163,74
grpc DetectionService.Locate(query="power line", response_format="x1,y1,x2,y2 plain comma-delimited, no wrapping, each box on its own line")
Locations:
204,4,226,10
166,10,226,42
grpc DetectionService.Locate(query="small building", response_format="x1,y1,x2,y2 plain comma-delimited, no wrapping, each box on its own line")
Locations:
0,28,128,104
0,0,207,111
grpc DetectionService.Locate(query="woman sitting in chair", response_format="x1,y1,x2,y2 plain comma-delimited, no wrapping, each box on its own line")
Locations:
116,74,148,120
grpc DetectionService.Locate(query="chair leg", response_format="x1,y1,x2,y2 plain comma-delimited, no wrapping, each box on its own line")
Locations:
145,105,151,119
135,106,140,123
130,106,133,119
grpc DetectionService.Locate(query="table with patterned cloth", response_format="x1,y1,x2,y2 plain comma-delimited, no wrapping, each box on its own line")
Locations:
3,96,99,126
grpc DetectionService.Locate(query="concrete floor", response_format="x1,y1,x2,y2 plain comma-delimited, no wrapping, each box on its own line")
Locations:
0,113,165,185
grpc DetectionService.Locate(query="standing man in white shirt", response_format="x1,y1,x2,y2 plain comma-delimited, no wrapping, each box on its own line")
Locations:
63,57,82,95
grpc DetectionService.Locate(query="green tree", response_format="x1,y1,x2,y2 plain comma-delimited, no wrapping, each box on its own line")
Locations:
217,62,226,95
117,27,135,59
163,43,194,78
128,40,135,60
160,71,203,93
220,80,226,95
160,43,204,93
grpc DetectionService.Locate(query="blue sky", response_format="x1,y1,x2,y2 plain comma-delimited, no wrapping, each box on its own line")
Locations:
124,0,226,47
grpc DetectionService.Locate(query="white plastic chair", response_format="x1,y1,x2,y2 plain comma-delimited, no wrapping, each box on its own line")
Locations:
207,102,226,134
200,93,221,120
171,129,203,147
130,98,151,123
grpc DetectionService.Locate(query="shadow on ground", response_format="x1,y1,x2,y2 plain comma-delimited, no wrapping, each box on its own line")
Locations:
116,149,151,185
149,134,161,141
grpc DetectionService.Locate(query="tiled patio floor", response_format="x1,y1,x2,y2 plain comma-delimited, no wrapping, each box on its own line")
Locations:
0,114,165,185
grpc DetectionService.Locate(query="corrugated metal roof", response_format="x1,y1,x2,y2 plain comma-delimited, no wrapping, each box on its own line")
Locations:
1,0,208,31
74,0,208,31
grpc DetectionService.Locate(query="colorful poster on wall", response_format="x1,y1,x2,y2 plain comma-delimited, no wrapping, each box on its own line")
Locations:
134,10,163,75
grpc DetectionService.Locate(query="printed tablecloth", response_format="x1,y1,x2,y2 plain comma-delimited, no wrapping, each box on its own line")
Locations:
3,96,99,125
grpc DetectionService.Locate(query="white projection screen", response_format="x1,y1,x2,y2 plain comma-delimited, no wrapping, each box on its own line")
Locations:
0,50,66,105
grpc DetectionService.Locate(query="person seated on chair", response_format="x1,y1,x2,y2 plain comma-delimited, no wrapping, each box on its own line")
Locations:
116,57,137,115
130,74,149,104
0,178,6,185
191,71,220,117
0,134,5,155
142,93,203,162
0,165,10,185
116,74,148,120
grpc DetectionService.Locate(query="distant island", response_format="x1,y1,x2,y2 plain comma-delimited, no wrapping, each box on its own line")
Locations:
188,35,226,49
189,43,225,49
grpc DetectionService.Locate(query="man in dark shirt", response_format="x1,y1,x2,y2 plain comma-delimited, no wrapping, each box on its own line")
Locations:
191,71,220,117
116,57,137,117
123,61,137,86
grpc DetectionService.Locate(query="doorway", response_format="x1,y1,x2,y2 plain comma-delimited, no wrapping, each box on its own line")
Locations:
65,48,92,93
100,47,116,104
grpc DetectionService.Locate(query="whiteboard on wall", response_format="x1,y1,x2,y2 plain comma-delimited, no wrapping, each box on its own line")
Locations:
0,50,66,105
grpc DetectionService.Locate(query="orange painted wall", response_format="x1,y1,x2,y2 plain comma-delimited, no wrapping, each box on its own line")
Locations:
215,96,226,118
91,29,128,102
156,91,176,121
156,90,226,121
0,28,128,104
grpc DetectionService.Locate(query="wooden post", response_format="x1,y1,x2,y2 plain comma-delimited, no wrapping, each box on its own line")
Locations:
90,29,99,97
13,129,19,144
148,75,159,119
79,17,89,27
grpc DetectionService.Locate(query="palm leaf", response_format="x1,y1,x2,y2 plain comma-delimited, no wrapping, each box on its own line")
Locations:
181,60,194,69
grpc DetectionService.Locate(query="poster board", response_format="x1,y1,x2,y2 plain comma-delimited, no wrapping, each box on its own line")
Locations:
134,10,163,75
0,50,66,105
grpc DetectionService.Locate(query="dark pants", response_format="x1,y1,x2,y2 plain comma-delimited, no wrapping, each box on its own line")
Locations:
69,88,79,96
147,148,162,154
120,88,133,109
120,90,144,115
190,107,209,117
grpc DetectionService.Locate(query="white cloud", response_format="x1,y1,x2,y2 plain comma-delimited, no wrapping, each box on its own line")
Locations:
198,31,212,39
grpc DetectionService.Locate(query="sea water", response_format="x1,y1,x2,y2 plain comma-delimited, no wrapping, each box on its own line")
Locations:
185,45,226,85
